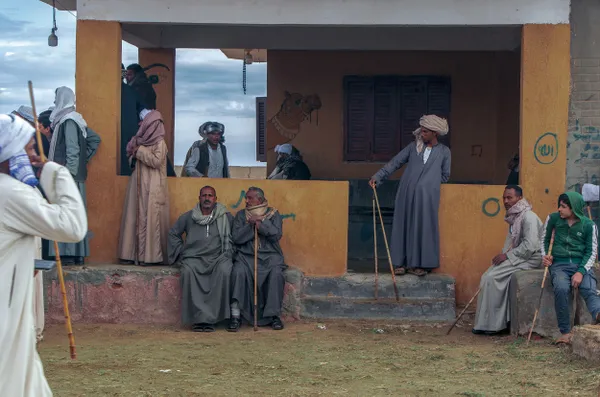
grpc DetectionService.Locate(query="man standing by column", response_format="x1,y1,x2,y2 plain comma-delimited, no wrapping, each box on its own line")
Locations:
369,115,451,276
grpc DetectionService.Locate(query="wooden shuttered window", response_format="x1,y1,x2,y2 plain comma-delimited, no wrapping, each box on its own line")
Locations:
344,76,451,162
256,97,266,162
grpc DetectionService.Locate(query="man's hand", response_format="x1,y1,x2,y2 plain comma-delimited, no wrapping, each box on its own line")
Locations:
571,272,583,288
248,215,262,226
542,255,553,267
368,179,377,189
492,253,508,266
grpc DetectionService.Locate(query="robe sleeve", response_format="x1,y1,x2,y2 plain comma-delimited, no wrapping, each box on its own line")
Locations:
136,141,166,169
372,143,412,184
3,162,87,243
259,212,283,242
232,212,255,245
85,127,101,162
167,213,188,266
506,214,540,265
64,120,81,176
184,148,204,177
441,147,451,183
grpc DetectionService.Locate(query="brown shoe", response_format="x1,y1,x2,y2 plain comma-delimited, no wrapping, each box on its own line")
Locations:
394,267,407,276
408,268,427,277
555,333,573,345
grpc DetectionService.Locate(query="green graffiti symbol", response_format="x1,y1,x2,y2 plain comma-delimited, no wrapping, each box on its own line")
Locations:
281,213,297,221
230,190,246,209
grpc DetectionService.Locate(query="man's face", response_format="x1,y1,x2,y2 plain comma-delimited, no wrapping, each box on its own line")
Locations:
207,132,221,146
25,137,37,160
199,188,217,211
277,153,288,162
125,69,136,83
503,188,522,210
245,190,262,208
39,124,51,137
558,201,573,219
420,127,437,144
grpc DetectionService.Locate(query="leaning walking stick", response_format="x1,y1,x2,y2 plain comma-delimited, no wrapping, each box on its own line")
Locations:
372,197,379,300
372,185,400,302
446,287,481,335
253,225,259,331
28,81,77,360
526,232,555,345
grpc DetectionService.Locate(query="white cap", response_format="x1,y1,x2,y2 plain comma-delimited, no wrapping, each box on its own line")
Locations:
274,143,292,155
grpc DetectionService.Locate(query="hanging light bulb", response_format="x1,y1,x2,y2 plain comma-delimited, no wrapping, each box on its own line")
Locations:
244,50,254,65
48,0,58,47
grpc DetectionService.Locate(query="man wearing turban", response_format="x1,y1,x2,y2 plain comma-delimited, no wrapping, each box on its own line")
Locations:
369,115,451,276
0,114,87,396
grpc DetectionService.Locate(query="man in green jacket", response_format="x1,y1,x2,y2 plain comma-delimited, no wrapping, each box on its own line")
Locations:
542,191,600,344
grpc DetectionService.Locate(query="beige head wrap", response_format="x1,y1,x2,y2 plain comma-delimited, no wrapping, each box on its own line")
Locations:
413,115,449,153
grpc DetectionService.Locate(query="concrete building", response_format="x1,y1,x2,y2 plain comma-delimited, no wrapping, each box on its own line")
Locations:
40,0,585,323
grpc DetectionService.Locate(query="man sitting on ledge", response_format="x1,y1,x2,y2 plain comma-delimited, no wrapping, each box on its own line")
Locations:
542,191,600,344
168,186,234,332
473,185,542,336
228,187,287,332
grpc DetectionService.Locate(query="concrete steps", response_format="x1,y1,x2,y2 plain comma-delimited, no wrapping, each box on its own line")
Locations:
302,273,456,321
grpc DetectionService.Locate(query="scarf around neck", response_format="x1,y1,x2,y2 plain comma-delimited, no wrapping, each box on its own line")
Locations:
126,110,166,158
191,202,232,254
504,198,532,247
245,201,276,222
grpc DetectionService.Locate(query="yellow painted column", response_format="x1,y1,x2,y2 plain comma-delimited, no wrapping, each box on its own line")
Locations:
76,20,123,263
138,48,176,165
520,24,570,218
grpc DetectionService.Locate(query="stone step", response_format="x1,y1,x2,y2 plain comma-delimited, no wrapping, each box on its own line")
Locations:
303,273,455,300
302,296,456,322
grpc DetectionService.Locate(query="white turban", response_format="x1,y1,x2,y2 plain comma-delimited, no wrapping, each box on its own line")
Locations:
274,143,292,155
0,114,35,163
413,114,449,153
48,86,87,160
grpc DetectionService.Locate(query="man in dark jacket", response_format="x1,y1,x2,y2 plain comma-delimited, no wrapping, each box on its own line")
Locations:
182,121,230,178
267,144,311,180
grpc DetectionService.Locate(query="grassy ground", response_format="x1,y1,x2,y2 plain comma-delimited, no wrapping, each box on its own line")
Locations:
40,320,600,397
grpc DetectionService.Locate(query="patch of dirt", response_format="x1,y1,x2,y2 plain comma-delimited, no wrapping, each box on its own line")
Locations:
39,320,600,396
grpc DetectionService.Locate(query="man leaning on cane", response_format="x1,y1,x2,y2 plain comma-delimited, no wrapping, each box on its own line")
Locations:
0,114,87,397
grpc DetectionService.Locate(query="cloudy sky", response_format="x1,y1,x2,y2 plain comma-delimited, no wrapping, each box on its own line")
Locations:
1,1,267,167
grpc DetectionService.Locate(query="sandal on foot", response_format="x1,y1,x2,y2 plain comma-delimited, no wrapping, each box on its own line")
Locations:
192,323,205,332
555,333,573,345
272,317,284,331
394,267,407,276
408,268,427,277
202,325,215,333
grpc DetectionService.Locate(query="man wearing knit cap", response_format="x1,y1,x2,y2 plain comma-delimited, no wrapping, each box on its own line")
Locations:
369,115,451,276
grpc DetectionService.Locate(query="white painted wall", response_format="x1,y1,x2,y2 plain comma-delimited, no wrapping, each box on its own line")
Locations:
77,0,570,25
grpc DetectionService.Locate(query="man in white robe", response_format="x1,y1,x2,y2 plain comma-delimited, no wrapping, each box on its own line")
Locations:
0,114,88,397
473,185,542,335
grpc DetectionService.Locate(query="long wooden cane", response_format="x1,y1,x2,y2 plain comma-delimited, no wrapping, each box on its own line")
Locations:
526,232,555,345
372,186,400,302
372,197,379,300
253,225,259,331
28,81,77,360
446,287,481,335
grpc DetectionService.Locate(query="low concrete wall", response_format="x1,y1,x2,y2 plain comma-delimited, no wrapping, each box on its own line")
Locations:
44,265,303,326
174,165,267,179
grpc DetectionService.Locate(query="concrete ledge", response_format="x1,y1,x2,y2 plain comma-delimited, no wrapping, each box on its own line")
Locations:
509,269,594,339
44,265,304,325
571,325,600,363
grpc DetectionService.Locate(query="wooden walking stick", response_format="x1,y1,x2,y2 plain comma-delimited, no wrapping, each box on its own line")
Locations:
372,197,379,300
526,232,555,345
446,287,481,335
253,225,259,331
372,185,400,302
28,81,77,360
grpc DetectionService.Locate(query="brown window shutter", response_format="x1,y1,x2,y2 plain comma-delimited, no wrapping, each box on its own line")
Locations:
398,77,427,149
426,77,452,148
372,76,399,162
344,76,374,161
256,97,267,162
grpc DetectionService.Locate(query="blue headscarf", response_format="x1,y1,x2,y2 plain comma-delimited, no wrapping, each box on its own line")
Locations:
0,114,39,187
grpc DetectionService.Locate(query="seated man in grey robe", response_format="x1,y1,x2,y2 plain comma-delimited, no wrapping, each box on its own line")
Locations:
168,186,234,332
228,187,287,332
473,185,543,335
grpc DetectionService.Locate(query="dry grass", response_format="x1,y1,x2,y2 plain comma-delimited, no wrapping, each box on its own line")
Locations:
39,320,600,397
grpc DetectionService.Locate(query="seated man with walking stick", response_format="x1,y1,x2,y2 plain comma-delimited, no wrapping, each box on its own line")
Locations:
168,186,234,332
0,114,87,397
472,185,543,336
228,187,287,332
542,191,600,344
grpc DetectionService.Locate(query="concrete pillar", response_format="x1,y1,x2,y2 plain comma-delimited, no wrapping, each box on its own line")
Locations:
520,24,570,218
76,20,123,263
138,48,176,165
